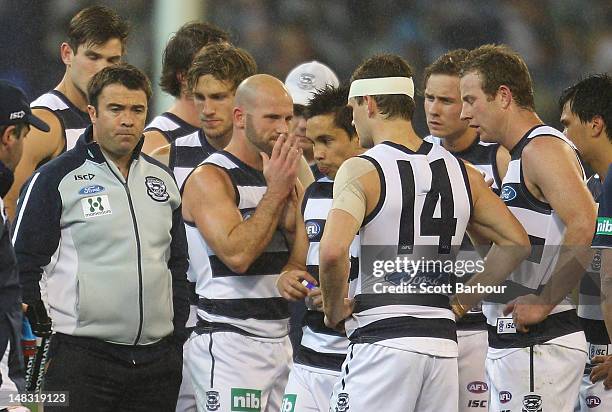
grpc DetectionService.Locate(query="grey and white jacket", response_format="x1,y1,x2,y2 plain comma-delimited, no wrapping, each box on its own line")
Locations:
12,126,189,345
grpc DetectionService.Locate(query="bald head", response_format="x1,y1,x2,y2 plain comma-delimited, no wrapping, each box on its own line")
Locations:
235,74,293,111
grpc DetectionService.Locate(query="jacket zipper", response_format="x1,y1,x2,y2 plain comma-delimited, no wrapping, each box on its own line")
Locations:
107,165,144,345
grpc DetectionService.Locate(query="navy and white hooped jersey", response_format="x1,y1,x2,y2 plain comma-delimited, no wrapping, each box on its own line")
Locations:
169,129,216,191
484,125,585,353
295,177,359,372
144,112,199,145
346,140,472,358
186,151,290,339
30,90,90,157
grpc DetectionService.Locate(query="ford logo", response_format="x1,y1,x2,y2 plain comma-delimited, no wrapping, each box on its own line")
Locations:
467,381,488,394
501,186,517,202
79,185,105,195
305,221,321,239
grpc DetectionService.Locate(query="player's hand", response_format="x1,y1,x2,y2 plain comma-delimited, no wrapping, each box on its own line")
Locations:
307,288,324,312
324,298,354,333
261,134,302,200
276,270,317,301
24,300,52,338
503,294,553,333
590,355,612,389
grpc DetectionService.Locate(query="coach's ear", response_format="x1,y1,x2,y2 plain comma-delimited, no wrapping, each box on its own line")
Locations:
0,125,16,147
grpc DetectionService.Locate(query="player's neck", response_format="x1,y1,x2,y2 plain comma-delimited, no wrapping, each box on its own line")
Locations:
56,74,88,112
205,131,232,152
591,148,612,181
441,129,478,153
224,133,264,171
167,95,200,128
372,119,421,151
500,110,543,152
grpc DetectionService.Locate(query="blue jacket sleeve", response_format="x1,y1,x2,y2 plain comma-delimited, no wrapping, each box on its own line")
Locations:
169,202,189,343
11,172,62,304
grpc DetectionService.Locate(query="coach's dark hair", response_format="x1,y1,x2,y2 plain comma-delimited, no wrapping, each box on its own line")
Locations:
307,85,357,140
350,54,415,121
187,43,257,93
88,64,152,110
423,49,469,87
160,21,230,97
67,6,129,54
460,44,535,111
559,74,612,140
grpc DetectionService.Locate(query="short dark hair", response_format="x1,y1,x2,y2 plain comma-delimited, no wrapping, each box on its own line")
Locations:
559,74,612,140
0,123,27,139
160,21,230,97
187,43,257,93
88,64,152,110
461,44,535,111
307,85,356,140
350,54,415,121
67,6,129,54
423,49,469,87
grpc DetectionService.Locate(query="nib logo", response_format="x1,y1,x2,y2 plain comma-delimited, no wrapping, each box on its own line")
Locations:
597,217,612,236
281,394,296,412
231,388,261,411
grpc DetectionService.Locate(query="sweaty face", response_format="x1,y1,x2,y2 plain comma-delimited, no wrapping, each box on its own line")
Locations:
460,71,501,143
560,101,590,157
424,74,469,140
68,39,123,97
244,94,293,155
89,84,147,159
306,114,359,179
193,75,235,143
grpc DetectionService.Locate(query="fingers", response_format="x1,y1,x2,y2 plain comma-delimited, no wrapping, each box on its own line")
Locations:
503,299,516,316
270,134,285,161
590,364,606,383
301,271,318,286
592,355,607,364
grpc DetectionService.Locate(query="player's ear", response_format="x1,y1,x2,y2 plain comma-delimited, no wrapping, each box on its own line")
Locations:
590,115,604,138
60,42,74,66
365,96,377,118
497,85,512,109
234,106,245,129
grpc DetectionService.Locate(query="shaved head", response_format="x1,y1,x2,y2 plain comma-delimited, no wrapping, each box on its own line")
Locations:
235,74,293,111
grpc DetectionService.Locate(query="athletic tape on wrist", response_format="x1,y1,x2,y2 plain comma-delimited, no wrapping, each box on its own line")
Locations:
348,77,415,99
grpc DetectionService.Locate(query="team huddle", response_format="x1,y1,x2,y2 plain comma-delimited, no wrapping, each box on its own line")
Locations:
1,5,611,412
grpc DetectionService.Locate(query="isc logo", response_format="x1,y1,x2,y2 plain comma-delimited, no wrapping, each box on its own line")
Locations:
467,400,487,407
586,396,601,408
467,381,488,394
499,391,512,404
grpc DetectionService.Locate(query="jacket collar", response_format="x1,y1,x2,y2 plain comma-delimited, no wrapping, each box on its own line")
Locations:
76,125,145,164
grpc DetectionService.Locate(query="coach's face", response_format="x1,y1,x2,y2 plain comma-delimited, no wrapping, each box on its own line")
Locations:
460,71,501,143
88,83,147,158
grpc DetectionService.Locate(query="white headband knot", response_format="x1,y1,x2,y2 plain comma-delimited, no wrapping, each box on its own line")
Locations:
348,77,414,99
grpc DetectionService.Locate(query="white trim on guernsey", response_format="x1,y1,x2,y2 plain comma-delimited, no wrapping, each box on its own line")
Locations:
12,172,40,245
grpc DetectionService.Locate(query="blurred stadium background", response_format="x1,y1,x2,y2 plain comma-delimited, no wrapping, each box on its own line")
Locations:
1,0,610,136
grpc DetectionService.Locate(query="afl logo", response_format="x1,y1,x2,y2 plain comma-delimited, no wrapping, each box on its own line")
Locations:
501,186,517,202
305,221,321,239
79,185,105,195
467,381,488,394
499,391,512,404
586,396,601,408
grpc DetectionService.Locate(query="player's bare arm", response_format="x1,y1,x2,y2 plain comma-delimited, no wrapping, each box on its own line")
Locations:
142,129,170,155
276,186,318,301
149,142,171,167
320,157,378,329
504,137,597,326
183,134,301,274
4,109,63,219
452,164,531,314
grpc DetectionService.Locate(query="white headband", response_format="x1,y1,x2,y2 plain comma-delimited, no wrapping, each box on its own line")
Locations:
348,77,414,99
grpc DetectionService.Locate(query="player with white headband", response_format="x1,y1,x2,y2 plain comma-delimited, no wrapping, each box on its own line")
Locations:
320,54,530,412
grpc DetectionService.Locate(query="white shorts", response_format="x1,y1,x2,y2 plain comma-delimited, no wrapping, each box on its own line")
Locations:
282,363,340,412
187,331,292,412
458,330,489,411
575,370,612,411
486,344,586,412
329,343,458,412
176,336,196,412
